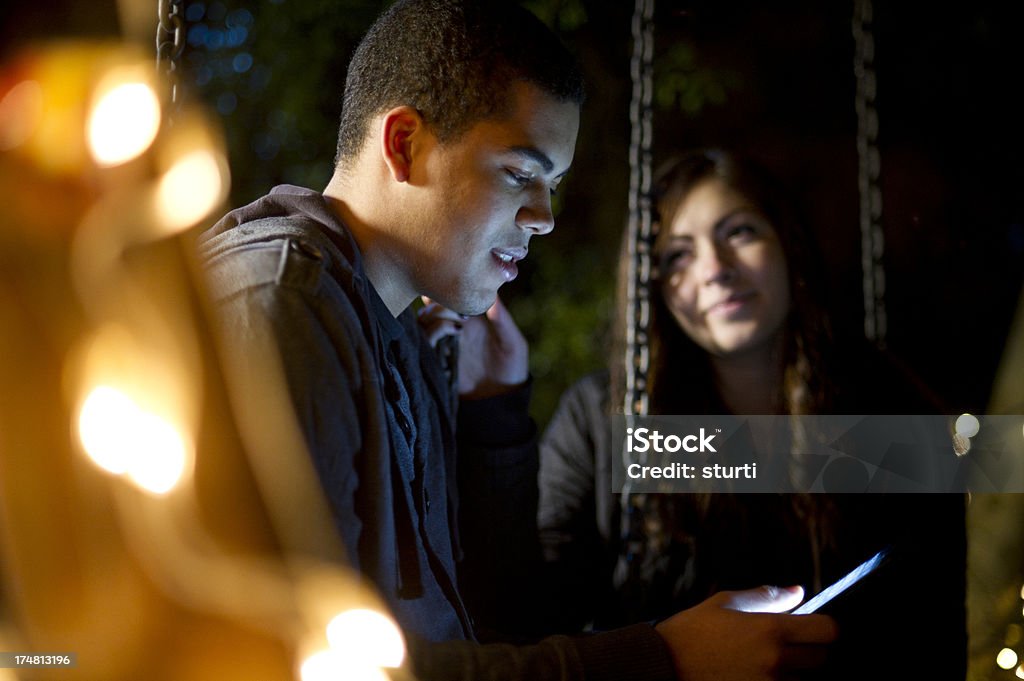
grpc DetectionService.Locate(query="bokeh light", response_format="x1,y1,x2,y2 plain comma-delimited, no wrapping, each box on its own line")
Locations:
326,608,405,668
997,648,1019,670
0,79,43,151
156,149,226,231
299,650,388,681
87,76,161,167
78,384,189,495
78,385,138,475
955,413,980,438
124,409,189,495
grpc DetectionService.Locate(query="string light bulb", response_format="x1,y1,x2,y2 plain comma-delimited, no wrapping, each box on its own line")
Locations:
77,384,189,495
299,650,388,681
87,68,161,167
155,148,226,231
954,413,980,439
326,608,405,669
997,648,1019,670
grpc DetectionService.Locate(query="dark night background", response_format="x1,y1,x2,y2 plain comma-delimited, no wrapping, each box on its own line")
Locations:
164,0,1024,425
6,0,1019,421
3,1,1022,678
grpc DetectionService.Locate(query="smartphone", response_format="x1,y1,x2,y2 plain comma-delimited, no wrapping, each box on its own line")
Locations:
792,547,891,615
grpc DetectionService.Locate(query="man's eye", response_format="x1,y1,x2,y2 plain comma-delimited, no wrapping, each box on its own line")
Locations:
505,169,530,187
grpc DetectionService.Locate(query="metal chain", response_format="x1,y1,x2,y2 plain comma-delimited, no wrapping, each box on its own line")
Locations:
853,0,886,346
624,0,655,423
156,0,186,108
617,0,655,594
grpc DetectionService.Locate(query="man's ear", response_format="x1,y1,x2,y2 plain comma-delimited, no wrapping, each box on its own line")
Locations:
379,106,423,183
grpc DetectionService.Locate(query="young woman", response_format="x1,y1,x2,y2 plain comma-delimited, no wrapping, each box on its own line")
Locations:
538,150,966,678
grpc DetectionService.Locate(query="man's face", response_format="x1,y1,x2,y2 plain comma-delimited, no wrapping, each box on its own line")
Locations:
401,82,580,315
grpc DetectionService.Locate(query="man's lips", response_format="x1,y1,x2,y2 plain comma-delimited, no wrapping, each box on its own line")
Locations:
492,247,527,282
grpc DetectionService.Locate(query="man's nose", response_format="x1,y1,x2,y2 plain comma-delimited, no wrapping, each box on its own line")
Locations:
516,190,555,235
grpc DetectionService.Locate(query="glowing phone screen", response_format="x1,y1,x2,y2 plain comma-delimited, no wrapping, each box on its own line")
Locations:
792,549,889,615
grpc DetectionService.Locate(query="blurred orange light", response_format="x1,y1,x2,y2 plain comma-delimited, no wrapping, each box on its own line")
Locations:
78,384,189,495
0,79,43,151
87,78,161,166
326,608,405,668
156,148,225,231
78,385,137,475
299,650,389,681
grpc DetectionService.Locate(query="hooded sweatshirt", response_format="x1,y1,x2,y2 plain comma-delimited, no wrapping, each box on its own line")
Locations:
197,185,679,681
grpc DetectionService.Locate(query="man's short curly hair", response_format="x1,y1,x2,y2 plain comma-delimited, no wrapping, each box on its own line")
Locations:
334,0,585,166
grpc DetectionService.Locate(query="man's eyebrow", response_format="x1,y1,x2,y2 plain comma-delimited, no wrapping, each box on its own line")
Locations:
505,145,556,174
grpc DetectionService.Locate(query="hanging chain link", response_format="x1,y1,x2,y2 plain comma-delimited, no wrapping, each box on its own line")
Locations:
624,0,655,423
853,0,886,346
617,0,656,594
156,0,186,108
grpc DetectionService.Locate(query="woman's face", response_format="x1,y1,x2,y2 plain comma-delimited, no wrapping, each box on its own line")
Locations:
655,177,790,358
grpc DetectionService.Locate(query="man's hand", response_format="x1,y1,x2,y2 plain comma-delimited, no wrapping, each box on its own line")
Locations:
418,296,528,399
655,586,838,681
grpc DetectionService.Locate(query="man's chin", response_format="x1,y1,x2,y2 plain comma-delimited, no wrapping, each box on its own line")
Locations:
437,289,497,317
461,297,496,317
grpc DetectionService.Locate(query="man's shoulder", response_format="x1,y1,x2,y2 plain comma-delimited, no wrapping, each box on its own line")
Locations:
198,212,360,304
197,216,330,299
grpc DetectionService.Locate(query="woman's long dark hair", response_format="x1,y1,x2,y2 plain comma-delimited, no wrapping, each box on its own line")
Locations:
612,148,834,416
610,150,838,609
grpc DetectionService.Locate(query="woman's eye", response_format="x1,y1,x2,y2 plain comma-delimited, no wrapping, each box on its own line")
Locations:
725,224,757,241
659,249,693,272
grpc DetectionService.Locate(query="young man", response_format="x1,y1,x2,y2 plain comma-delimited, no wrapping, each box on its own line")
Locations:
199,1,836,679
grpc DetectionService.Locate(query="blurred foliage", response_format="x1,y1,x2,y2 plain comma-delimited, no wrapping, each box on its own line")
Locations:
522,0,588,32
184,0,384,203
654,42,741,112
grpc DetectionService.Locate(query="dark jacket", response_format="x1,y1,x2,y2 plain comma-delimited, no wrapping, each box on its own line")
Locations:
198,185,678,681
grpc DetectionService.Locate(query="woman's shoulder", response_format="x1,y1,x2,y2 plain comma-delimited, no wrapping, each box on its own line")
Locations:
542,369,612,443
557,368,612,412
831,339,947,414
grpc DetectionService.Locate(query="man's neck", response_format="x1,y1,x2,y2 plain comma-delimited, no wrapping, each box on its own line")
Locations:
323,171,414,317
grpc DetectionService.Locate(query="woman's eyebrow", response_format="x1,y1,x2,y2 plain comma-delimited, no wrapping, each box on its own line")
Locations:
660,234,694,243
713,207,759,233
